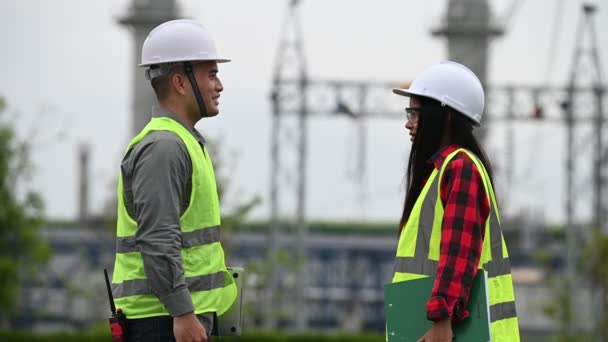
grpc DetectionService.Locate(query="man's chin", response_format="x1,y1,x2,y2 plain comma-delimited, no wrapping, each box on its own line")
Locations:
202,110,220,118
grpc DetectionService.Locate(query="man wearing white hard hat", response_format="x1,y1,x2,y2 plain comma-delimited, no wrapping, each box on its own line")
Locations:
110,19,237,342
390,61,520,341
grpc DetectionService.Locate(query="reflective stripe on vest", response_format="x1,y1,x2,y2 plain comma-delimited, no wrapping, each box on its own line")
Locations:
112,271,225,298
115,225,221,253
392,148,520,340
111,117,237,319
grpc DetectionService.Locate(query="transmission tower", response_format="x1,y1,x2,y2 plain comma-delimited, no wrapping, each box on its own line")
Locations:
268,0,309,331
562,3,606,337
268,0,406,331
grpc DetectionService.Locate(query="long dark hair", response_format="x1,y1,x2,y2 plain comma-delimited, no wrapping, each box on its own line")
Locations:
398,96,495,233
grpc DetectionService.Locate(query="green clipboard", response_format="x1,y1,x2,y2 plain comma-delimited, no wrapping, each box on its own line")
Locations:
384,271,491,342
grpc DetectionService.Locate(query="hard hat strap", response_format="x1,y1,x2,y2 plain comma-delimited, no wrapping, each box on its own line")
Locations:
183,62,209,118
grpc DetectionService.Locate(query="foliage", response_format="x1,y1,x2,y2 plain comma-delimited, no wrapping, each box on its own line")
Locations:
541,229,608,341
0,98,50,323
579,230,608,340
0,329,386,342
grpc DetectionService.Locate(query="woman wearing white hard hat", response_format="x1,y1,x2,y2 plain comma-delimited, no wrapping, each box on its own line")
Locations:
390,61,520,341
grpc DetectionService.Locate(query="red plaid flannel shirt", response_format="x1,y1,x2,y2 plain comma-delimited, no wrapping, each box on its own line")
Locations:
425,145,489,322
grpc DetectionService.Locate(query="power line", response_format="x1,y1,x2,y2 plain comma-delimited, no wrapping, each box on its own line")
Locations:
544,0,565,84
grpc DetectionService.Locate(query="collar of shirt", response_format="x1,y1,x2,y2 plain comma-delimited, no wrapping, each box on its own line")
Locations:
151,104,206,145
428,144,460,170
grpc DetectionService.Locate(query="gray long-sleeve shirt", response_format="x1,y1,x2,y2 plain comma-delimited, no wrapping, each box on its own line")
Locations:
121,105,208,317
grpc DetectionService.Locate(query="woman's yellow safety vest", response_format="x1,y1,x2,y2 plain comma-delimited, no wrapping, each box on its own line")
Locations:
392,148,520,341
111,117,237,319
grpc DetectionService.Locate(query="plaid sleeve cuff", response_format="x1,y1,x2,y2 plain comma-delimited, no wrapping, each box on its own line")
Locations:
427,296,450,321
426,296,470,322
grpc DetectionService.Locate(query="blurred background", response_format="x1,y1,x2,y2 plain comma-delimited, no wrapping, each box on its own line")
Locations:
1,0,607,341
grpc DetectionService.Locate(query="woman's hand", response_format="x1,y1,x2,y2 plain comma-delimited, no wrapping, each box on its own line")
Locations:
416,318,453,342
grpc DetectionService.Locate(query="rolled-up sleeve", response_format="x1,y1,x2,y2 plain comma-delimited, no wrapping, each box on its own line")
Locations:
427,155,488,322
129,135,193,317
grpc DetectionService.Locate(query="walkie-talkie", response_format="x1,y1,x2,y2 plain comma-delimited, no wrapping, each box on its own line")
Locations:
104,269,127,342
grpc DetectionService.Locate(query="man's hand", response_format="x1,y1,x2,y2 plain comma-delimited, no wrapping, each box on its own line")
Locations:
417,318,453,342
174,312,208,342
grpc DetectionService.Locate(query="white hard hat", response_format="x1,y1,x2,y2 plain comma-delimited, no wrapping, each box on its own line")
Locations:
392,61,485,125
139,19,229,67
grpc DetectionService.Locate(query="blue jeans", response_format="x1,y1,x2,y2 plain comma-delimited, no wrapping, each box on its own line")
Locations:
125,314,214,342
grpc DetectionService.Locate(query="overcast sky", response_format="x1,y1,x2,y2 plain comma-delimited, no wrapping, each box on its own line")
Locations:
1,0,607,225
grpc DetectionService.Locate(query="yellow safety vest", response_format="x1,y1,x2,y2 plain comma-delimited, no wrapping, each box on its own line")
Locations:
111,117,236,319
392,148,520,341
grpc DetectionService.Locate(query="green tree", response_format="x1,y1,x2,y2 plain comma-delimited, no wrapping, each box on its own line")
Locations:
0,97,50,325
541,229,608,341
541,273,575,341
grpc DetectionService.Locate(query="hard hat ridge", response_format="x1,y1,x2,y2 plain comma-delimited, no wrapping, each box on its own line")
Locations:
139,19,230,68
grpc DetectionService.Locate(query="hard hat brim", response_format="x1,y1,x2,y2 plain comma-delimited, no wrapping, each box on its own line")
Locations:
392,88,421,98
139,57,231,67
392,88,482,126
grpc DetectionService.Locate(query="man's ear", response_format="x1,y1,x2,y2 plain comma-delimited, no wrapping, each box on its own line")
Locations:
171,73,189,96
